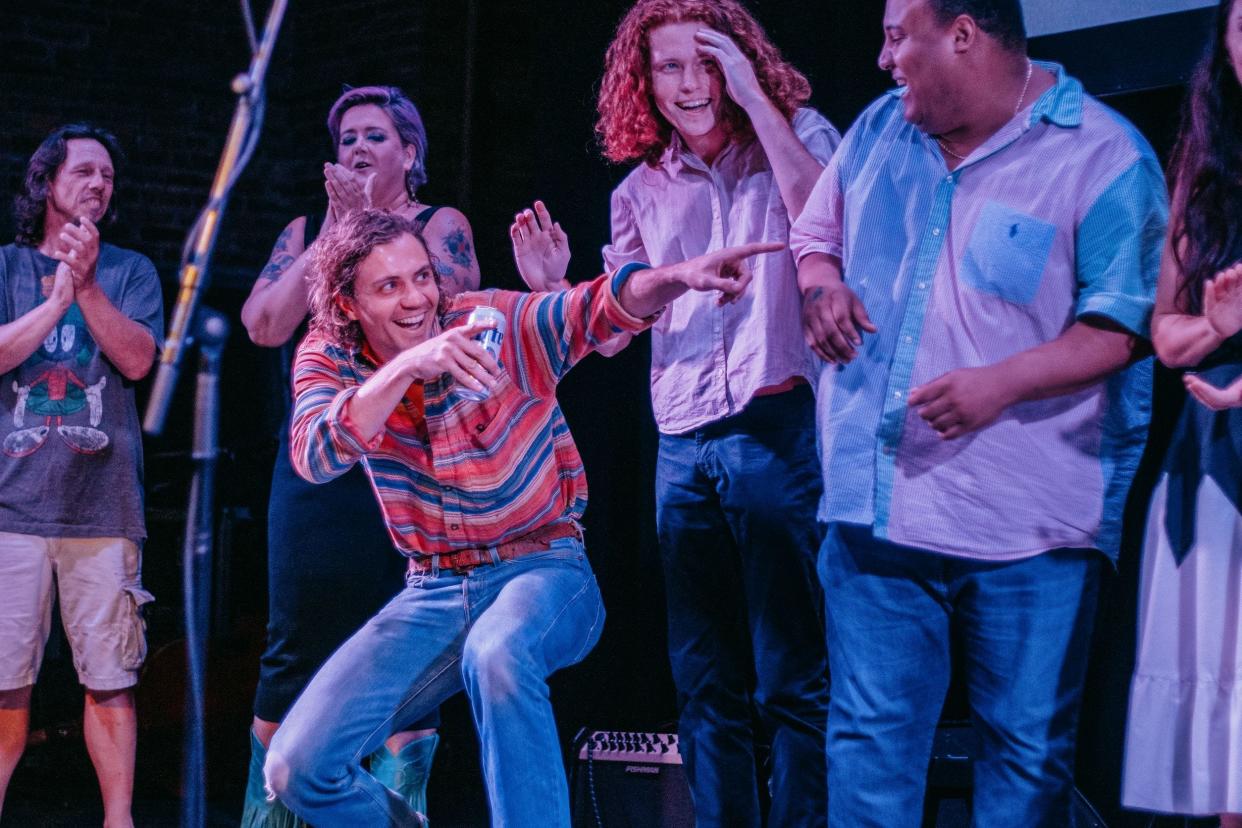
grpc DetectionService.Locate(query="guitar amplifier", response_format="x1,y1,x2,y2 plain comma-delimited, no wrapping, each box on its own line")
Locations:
570,730,694,827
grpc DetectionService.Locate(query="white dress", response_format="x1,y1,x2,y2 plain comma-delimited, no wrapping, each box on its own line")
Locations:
1123,358,1242,817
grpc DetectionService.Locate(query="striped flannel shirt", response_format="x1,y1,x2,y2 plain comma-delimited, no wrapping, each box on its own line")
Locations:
289,268,649,556
789,62,1167,562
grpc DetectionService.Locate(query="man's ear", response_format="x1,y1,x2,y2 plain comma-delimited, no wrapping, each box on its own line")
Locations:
337,295,358,321
951,14,978,53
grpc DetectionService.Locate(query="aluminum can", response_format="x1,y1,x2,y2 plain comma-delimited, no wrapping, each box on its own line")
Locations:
457,305,506,401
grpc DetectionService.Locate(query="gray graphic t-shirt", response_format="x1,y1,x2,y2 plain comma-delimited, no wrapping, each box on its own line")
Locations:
0,243,164,543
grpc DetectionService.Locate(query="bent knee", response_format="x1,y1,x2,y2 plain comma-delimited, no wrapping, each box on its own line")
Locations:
461,639,537,703
263,747,293,803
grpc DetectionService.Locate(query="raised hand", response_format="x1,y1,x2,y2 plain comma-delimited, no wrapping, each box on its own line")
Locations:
1184,371,1242,411
907,366,1016,440
1202,263,1242,341
323,163,376,226
399,319,501,393
51,216,101,290
801,281,876,364
510,200,571,291
694,28,766,111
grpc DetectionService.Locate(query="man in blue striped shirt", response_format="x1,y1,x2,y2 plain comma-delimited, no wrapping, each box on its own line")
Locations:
790,1,1167,825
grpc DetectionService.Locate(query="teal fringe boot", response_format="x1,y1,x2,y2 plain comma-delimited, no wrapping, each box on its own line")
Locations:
241,730,306,828
369,732,439,824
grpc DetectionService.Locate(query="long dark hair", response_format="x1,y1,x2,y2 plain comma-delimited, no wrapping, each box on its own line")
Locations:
14,123,124,247
1170,0,1242,312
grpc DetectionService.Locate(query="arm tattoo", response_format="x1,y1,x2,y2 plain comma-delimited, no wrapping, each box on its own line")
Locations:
808,287,824,302
260,225,296,282
433,258,460,295
443,227,474,269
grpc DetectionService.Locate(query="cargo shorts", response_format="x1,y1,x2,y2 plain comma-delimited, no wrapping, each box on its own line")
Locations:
0,532,154,692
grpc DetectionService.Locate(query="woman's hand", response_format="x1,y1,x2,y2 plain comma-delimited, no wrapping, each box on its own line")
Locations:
1185,371,1242,411
511,200,571,291
1202,263,1242,341
323,163,376,227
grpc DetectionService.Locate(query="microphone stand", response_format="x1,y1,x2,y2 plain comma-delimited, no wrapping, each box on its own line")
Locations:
141,2,288,825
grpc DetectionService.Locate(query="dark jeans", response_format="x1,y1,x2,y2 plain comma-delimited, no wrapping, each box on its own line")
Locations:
819,522,1102,828
656,386,828,827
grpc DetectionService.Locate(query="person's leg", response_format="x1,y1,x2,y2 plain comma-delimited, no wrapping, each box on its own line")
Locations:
954,548,1102,828
819,524,951,828
715,389,828,827
251,456,438,826
656,430,762,827
265,573,465,827
54,537,149,828
460,538,605,828
1221,814,1242,828
0,686,32,817
0,531,55,817
82,688,136,828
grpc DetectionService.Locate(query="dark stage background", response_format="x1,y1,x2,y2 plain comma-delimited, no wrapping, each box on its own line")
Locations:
0,1,1216,825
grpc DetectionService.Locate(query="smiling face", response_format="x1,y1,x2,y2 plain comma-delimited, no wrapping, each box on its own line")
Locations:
46,138,114,226
340,232,439,363
878,0,964,135
336,103,416,204
648,20,728,162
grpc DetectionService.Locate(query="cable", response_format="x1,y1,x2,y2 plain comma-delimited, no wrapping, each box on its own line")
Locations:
587,734,604,828
239,0,258,54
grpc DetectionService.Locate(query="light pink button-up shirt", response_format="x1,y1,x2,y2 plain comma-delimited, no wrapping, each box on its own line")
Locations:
602,108,840,435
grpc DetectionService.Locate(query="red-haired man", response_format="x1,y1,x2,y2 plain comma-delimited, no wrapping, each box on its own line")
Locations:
512,1,836,824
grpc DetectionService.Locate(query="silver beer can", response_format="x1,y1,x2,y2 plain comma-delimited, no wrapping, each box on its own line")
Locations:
457,305,506,401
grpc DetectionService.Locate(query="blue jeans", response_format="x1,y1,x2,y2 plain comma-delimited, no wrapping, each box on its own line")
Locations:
819,523,1101,828
264,536,604,827
656,387,829,827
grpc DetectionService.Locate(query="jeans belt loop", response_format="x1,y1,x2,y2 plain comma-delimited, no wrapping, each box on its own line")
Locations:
487,545,502,566
430,554,441,579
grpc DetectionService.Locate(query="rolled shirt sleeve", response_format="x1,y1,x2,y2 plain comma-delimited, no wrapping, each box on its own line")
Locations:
1074,155,1169,338
790,152,846,264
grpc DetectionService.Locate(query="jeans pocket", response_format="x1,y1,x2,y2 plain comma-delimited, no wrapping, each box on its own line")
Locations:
120,585,154,671
511,538,586,568
961,201,1056,305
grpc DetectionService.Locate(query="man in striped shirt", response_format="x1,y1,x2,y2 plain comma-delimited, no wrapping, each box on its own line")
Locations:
262,208,782,827
791,1,1167,825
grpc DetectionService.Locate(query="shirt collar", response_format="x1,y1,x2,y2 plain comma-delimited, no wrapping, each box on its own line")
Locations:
658,129,744,175
1027,61,1082,129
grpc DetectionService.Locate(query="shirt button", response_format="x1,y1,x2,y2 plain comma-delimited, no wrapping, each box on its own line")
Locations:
450,523,460,530
918,282,927,290
932,228,941,236
904,336,913,344
882,445,894,456
893,390,903,400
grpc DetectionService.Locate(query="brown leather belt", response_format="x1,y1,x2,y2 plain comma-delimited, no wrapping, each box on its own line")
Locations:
408,521,583,576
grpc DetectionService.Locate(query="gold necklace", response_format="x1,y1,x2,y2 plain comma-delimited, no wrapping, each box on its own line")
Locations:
935,59,1034,163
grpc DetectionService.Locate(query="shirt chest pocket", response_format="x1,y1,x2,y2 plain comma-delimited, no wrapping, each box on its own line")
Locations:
960,201,1056,306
